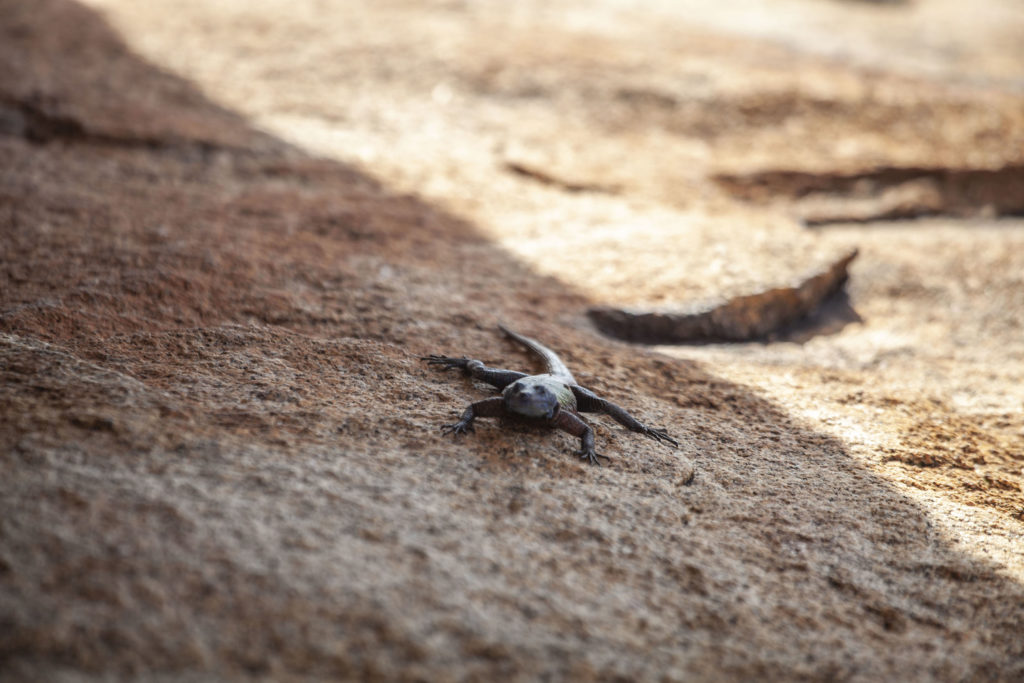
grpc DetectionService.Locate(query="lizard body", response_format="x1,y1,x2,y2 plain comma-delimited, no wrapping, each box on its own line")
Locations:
423,325,677,465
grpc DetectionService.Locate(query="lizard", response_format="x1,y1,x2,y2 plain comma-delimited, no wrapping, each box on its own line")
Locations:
422,325,678,465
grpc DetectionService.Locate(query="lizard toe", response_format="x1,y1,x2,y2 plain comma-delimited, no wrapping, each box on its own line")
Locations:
646,427,679,447
441,421,474,436
576,449,610,466
423,354,463,369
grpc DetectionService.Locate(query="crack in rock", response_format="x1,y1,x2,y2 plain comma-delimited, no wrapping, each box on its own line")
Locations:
587,248,858,343
0,96,232,154
715,165,1024,225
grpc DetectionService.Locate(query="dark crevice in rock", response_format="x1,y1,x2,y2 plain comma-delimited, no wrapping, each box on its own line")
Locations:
503,160,620,195
772,288,863,343
0,96,230,155
714,164,1024,225
588,248,858,344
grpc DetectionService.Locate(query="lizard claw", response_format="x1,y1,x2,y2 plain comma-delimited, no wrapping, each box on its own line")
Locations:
441,420,474,436
422,355,469,370
575,448,611,466
644,426,679,448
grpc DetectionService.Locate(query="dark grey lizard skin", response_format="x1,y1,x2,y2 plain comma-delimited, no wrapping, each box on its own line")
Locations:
423,325,678,465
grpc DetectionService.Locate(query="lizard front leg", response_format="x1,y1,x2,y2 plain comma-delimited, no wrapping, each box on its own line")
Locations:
422,355,527,391
441,397,508,436
553,410,610,466
571,385,679,447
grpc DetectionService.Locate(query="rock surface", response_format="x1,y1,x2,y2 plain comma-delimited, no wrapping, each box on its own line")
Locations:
2,0,1024,681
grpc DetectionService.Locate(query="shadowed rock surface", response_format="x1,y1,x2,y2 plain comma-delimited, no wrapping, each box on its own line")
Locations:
2,0,1023,681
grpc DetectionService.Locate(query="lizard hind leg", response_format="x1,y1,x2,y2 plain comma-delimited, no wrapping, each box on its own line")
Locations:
570,385,679,448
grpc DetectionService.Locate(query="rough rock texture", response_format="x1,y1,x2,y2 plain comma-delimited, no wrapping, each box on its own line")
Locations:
2,0,1024,681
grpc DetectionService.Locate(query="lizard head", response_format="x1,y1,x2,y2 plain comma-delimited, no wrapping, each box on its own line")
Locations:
503,379,560,420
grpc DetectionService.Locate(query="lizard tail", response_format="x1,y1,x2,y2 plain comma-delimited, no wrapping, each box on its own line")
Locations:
497,324,576,383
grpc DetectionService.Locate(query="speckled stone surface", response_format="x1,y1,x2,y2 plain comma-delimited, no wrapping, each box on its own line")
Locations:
2,1,1023,680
